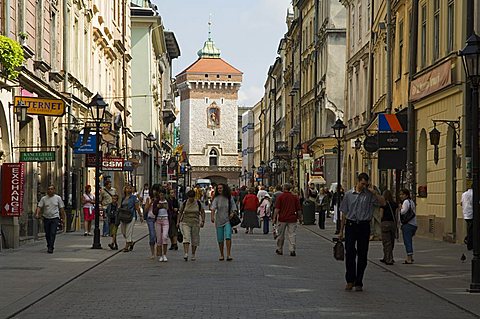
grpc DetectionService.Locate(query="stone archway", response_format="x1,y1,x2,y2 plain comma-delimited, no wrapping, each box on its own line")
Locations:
204,175,228,185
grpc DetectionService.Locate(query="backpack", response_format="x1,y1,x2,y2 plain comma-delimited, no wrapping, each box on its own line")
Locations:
180,200,202,214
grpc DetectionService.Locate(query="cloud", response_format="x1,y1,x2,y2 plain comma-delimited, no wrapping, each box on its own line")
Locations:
238,85,265,107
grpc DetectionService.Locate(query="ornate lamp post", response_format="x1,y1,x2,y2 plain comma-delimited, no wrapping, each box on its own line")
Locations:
459,33,480,293
251,164,256,187
86,93,107,249
332,118,346,234
15,100,29,123
145,133,156,187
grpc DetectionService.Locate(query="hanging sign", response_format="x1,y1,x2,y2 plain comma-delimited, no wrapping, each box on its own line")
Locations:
14,96,65,117
1,163,26,217
20,151,56,162
73,133,97,154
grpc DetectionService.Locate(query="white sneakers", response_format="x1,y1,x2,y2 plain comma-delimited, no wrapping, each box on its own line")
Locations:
159,255,168,262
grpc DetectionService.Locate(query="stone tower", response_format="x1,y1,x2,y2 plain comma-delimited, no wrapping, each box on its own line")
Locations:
177,31,243,186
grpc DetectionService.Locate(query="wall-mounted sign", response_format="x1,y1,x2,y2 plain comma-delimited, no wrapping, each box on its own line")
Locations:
378,132,408,149
20,151,56,162
378,114,407,132
73,134,97,154
409,60,452,102
363,135,379,153
86,154,123,171
14,96,65,117
1,163,26,217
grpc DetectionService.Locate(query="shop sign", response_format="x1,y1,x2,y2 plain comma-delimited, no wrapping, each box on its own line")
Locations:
312,158,324,176
84,121,112,131
20,151,55,162
363,135,379,153
378,132,407,149
378,150,407,170
14,96,65,117
102,157,124,171
409,60,452,102
1,163,26,217
123,161,134,172
73,134,97,154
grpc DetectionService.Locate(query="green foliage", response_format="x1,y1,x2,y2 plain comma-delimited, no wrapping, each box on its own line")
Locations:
0,35,24,80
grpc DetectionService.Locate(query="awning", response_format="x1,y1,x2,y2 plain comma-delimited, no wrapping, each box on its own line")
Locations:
309,176,326,185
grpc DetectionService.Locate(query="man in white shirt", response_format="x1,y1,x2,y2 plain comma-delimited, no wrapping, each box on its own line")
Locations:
35,185,65,253
461,187,473,250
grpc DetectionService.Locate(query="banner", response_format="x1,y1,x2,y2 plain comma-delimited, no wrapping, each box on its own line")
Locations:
1,163,26,217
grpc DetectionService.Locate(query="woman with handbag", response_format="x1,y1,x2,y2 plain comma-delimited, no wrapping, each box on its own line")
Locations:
119,184,140,252
82,185,95,236
145,184,160,259
379,190,398,265
211,183,237,261
107,194,119,250
399,188,417,264
177,190,205,261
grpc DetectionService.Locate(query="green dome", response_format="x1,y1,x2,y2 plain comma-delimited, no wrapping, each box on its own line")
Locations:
197,37,221,59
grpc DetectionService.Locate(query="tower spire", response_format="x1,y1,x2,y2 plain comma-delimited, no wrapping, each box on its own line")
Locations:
197,15,221,59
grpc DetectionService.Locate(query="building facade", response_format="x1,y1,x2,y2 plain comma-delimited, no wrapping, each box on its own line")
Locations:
177,34,242,186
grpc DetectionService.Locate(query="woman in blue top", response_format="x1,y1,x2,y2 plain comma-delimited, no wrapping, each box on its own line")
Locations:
211,184,237,261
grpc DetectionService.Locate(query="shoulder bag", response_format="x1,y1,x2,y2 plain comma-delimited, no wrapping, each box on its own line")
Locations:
400,200,415,225
228,197,241,227
118,196,133,223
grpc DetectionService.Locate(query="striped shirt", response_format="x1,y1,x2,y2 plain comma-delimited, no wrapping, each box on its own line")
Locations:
339,188,380,222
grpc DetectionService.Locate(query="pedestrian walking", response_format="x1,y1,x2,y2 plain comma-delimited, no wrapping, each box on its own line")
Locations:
271,185,283,208
461,186,473,251
107,194,119,250
35,185,66,253
316,188,329,229
258,193,271,234
273,183,302,257
399,189,417,264
369,186,382,241
307,183,318,202
241,187,260,234
210,183,237,261
338,173,385,291
167,189,180,251
154,191,170,262
380,189,398,265
100,180,116,237
257,185,268,202
144,185,160,258
119,184,141,252
177,190,206,261
82,185,95,236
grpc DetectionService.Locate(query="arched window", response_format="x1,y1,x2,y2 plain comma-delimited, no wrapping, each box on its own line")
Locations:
209,149,218,166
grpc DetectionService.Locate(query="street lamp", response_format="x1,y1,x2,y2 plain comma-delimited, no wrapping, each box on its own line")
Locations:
15,100,28,123
332,118,346,234
295,143,302,190
354,138,362,151
186,161,192,189
251,164,256,186
145,132,156,187
86,93,107,249
459,32,480,293
429,125,441,165
243,168,248,186
260,160,267,186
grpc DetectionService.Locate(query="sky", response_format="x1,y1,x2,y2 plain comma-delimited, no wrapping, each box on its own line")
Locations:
154,0,292,107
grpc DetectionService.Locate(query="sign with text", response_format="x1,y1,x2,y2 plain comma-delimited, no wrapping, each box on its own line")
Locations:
1,163,26,217
86,154,123,171
378,132,408,149
14,96,65,117
73,133,97,154
20,151,56,162
409,60,452,102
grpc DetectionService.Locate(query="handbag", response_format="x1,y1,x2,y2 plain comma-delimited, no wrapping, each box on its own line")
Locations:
118,207,133,223
400,200,415,225
177,228,183,243
230,213,241,227
333,240,345,261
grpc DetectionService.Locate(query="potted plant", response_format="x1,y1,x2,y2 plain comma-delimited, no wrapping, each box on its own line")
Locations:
0,35,24,80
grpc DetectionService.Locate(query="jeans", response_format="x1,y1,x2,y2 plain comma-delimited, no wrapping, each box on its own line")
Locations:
147,217,156,246
345,220,370,287
44,217,60,250
102,219,109,236
262,216,270,234
465,219,473,251
401,223,417,256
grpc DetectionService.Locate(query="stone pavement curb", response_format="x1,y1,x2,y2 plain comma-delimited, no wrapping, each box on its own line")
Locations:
303,219,480,318
0,222,148,319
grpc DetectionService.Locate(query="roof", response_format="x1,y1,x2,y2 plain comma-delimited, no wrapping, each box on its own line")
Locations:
178,58,243,76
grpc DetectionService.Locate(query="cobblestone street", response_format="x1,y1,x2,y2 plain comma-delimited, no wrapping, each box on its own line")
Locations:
6,215,477,319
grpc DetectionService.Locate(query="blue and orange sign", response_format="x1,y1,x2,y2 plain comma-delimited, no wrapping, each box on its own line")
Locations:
378,114,407,132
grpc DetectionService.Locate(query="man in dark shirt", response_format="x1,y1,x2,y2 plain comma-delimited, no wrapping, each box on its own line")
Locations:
273,183,302,256
339,173,385,292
